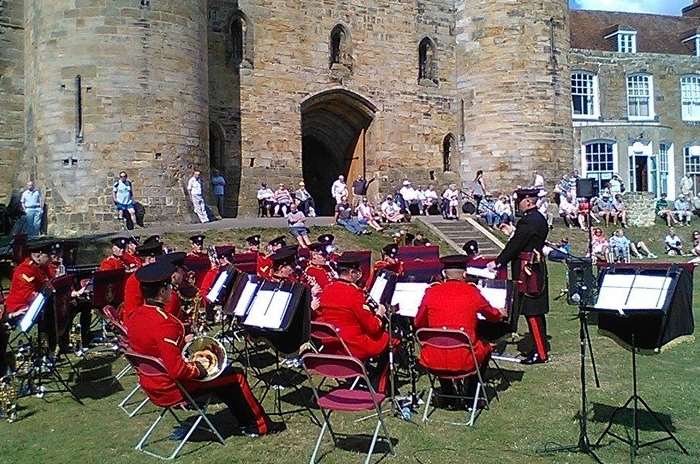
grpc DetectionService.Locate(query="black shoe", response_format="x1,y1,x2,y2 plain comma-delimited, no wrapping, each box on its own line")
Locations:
241,421,286,438
521,352,548,365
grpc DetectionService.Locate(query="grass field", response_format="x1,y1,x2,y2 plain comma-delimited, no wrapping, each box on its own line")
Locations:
0,221,698,464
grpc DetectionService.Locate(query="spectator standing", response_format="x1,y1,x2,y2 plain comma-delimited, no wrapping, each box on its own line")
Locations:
112,171,138,226
335,196,367,235
287,203,312,247
478,194,500,227
472,170,487,210
257,183,275,217
674,194,693,226
211,169,226,217
380,195,405,223
331,175,348,206
20,181,43,237
608,174,623,195
273,184,292,217
187,169,209,223
351,176,374,199
664,228,683,255
680,174,693,197
355,197,384,232
294,181,316,217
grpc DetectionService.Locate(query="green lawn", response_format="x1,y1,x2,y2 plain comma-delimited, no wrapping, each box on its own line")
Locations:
0,222,698,464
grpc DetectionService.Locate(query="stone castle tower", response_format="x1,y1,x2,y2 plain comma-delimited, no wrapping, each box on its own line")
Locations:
0,0,572,233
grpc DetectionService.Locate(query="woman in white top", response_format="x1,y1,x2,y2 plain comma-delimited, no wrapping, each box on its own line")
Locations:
442,184,460,219
355,197,384,231
380,196,405,223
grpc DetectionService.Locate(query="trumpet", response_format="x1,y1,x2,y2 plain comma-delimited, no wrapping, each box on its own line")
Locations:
182,336,227,382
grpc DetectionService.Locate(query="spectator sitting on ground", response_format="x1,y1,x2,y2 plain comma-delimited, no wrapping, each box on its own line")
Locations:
691,194,700,216
692,230,700,256
494,194,514,225
591,227,612,262
576,196,592,230
294,181,316,217
422,184,439,215
442,184,460,219
273,183,292,217
599,192,616,226
613,194,628,228
655,193,676,226
558,238,572,254
664,228,683,256
608,229,657,262
335,195,368,235
287,203,312,248
558,192,578,229
478,194,500,228
381,195,406,223
355,197,384,232
412,232,430,246
674,194,693,226
256,183,275,217
399,180,420,215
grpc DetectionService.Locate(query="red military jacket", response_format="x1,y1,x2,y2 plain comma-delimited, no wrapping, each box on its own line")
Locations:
126,303,202,407
99,255,127,272
122,252,143,269
199,266,221,298
122,273,183,323
186,251,208,259
5,259,49,314
415,280,502,373
256,253,273,280
302,264,334,293
316,280,388,360
367,259,404,290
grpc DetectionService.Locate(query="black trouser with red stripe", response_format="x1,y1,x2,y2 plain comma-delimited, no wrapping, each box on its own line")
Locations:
526,315,548,360
186,366,271,435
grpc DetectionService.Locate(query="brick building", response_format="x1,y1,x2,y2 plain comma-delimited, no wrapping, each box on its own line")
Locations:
1,1,698,234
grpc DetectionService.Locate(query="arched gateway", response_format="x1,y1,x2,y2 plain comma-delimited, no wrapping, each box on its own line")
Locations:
301,89,377,215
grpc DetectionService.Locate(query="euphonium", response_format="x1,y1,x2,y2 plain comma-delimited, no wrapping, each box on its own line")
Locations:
181,336,227,382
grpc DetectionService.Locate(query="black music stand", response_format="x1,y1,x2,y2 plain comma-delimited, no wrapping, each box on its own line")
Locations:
593,265,691,457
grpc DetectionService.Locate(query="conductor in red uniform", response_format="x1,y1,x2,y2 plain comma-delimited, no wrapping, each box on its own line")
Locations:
316,254,391,392
415,255,506,378
99,237,129,271
125,262,284,437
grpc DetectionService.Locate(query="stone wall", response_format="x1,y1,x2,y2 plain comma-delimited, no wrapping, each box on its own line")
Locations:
571,49,700,199
24,0,209,235
455,0,573,192
0,0,24,201
623,191,656,227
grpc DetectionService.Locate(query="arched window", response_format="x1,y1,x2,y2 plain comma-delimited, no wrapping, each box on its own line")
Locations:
329,24,352,69
230,11,253,69
209,122,225,172
442,134,456,172
418,37,437,85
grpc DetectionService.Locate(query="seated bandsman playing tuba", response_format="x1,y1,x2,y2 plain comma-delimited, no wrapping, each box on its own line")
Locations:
315,254,391,392
125,261,284,437
415,255,507,400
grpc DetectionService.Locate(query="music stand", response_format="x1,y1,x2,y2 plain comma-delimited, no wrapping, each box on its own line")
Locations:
592,265,690,457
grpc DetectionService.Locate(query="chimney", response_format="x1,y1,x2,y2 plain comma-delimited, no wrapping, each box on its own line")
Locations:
683,1,700,17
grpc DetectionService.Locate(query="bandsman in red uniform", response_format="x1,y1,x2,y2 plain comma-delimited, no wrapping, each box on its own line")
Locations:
257,235,286,280
303,243,335,310
245,234,261,253
368,243,404,289
1,241,52,375
268,246,300,283
157,252,190,321
316,254,391,392
199,246,235,298
122,241,165,323
122,236,143,270
317,233,340,262
125,262,284,437
99,237,129,271
187,234,208,258
415,255,507,399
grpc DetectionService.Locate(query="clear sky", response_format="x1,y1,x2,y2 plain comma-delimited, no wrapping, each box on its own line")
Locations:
570,0,690,16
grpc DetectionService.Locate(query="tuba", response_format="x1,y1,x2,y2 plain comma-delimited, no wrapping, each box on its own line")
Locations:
182,336,227,382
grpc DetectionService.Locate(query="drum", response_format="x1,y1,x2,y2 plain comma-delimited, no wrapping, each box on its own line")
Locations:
182,336,228,382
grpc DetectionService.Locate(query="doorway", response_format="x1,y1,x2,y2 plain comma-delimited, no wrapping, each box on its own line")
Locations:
300,89,376,215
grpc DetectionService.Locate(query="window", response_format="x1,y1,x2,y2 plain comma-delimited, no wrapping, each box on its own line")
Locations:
329,24,352,69
618,33,636,53
681,76,700,121
681,34,700,57
684,145,700,194
230,11,253,69
571,72,599,118
659,143,671,196
418,37,437,85
442,134,456,172
627,74,654,120
584,142,616,195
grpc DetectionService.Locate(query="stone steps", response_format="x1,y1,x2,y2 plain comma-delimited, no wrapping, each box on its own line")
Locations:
417,217,504,256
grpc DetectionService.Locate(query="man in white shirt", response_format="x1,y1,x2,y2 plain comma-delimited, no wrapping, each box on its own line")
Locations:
399,180,419,214
187,169,209,223
608,175,622,195
558,193,577,228
20,181,43,237
674,195,693,225
112,171,138,226
664,228,683,255
256,183,275,217
422,184,439,215
331,175,348,206
380,196,405,223
442,184,459,219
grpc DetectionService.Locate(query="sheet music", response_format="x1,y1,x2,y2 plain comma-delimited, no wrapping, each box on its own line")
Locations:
369,274,388,304
478,286,507,310
206,271,229,303
466,267,496,280
234,280,259,317
20,293,46,333
244,289,292,329
595,274,672,311
391,282,429,317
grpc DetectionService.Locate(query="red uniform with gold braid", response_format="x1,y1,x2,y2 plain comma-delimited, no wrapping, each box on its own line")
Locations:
415,280,502,372
302,264,334,292
199,265,221,298
122,273,184,323
125,302,272,435
4,258,49,315
256,253,273,280
122,251,143,269
99,255,127,272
